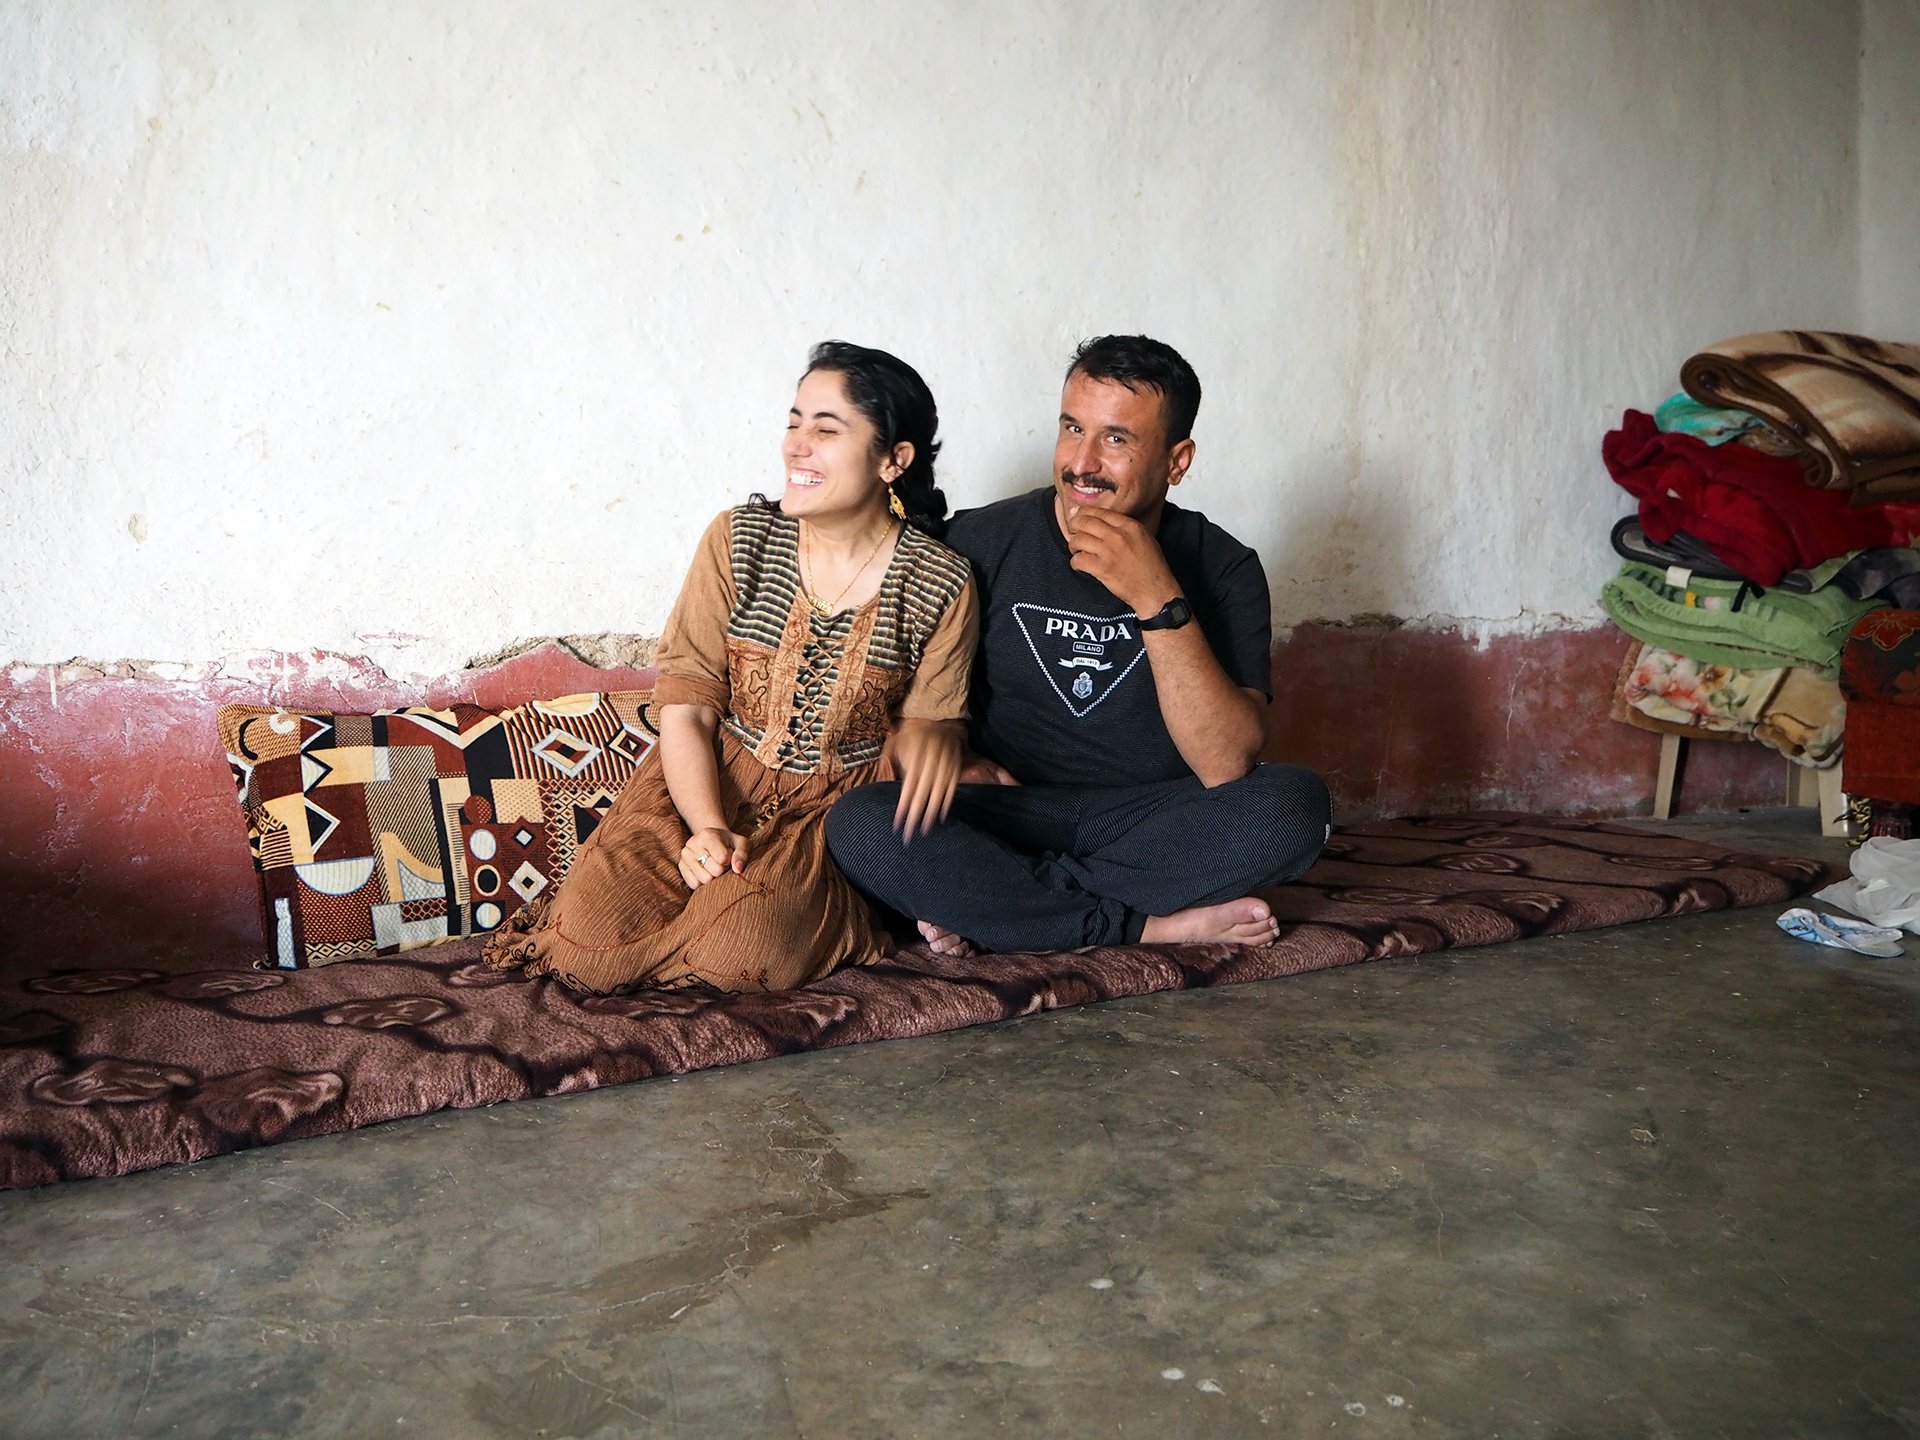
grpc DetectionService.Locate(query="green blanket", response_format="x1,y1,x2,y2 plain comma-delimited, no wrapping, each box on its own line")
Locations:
1600,562,1881,677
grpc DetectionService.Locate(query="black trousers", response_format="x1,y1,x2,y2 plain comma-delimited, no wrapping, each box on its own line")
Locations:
824,763,1331,952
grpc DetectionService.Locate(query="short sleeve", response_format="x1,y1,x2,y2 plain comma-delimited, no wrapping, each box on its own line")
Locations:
1197,546,1273,697
897,576,980,722
652,510,736,712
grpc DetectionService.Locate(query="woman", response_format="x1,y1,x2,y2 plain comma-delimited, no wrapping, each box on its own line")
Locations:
482,341,977,993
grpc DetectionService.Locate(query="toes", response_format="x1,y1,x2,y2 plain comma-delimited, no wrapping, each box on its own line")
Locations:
1227,917,1280,946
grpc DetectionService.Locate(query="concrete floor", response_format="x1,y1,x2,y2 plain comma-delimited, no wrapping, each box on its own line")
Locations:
2,810,1916,1439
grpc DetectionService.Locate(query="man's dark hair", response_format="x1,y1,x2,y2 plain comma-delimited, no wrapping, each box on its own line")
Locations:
1067,335,1202,445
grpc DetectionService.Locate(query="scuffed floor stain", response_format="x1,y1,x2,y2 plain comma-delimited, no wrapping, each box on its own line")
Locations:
547,1093,925,1330
470,1357,660,1440
464,1093,926,1433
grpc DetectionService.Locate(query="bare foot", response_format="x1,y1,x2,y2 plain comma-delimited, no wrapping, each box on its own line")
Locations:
917,919,979,957
1140,897,1279,947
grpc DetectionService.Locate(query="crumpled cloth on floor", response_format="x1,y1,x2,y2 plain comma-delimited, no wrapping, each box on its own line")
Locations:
1847,798,1918,846
1776,907,1906,958
1681,331,1920,504
1814,835,1920,935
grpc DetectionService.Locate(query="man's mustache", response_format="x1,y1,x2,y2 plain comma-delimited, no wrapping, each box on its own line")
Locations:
1059,472,1115,491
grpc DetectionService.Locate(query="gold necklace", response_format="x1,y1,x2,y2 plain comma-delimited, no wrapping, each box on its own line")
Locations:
800,519,898,614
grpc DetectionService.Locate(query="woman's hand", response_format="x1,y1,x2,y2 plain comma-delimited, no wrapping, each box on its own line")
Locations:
678,826,750,890
889,718,965,842
659,704,746,890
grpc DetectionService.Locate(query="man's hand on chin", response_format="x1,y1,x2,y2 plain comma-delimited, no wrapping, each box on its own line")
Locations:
1062,504,1180,617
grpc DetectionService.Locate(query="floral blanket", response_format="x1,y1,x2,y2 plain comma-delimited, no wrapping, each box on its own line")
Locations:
1615,644,1844,766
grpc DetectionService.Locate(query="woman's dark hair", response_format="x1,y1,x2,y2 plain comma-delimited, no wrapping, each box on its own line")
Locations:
1067,334,1202,446
803,340,948,536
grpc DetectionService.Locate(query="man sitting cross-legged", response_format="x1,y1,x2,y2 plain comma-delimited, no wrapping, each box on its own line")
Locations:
824,334,1330,955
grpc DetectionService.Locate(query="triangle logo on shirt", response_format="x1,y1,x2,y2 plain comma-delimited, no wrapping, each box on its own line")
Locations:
1011,603,1149,717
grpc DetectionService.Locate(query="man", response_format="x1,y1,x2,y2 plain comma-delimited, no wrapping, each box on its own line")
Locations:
825,335,1330,953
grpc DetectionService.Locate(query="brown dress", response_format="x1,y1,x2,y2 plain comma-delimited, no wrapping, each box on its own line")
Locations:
481,504,978,994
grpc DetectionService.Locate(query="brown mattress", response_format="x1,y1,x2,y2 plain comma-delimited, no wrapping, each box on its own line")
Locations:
0,816,1831,1189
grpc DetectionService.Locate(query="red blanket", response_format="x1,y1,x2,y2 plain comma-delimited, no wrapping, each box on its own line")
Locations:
1603,410,1909,585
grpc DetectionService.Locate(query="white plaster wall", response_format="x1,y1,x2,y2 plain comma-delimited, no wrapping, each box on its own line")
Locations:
1863,0,1920,335
0,0,1868,676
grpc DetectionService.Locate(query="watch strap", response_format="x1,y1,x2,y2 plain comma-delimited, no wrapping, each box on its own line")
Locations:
1137,596,1194,631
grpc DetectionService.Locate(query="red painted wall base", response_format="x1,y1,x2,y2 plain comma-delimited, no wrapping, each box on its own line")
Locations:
1260,622,1786,817
0,628,1789,963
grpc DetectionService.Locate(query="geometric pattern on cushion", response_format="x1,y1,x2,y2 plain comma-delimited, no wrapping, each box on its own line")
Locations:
216,691,655,969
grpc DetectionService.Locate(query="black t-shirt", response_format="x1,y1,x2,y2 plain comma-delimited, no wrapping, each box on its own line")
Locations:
944,487,1272,787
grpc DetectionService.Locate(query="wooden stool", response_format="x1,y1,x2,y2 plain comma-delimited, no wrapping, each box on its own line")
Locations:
1652,733,1846,836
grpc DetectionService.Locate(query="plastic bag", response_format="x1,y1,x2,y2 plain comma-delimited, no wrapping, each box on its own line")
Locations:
1814,835,1920,935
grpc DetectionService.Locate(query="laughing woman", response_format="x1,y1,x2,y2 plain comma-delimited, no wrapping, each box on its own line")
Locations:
481,342,978,993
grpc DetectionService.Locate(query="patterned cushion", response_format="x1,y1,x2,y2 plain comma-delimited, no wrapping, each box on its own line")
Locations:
1841,610,1920,706
217,692,655,968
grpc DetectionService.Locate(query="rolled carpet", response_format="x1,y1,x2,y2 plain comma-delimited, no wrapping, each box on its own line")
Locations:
1681,331,1920,503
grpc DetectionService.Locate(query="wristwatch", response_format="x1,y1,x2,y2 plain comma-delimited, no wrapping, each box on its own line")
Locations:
1136,596,1194,631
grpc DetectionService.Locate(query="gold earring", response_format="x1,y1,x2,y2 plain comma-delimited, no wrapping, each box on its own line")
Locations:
887,483,907,520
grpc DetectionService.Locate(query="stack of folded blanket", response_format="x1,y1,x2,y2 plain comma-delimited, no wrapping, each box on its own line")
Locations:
1680,332,1920,504
1598,332,1920,769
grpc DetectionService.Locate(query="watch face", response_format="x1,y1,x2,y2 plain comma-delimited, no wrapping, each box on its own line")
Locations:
1144,597,1192,629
